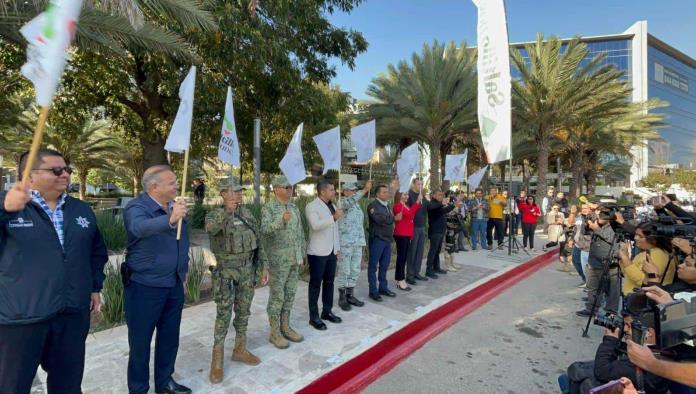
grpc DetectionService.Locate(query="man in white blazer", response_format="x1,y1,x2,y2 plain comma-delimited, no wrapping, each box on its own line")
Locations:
305,179,344,330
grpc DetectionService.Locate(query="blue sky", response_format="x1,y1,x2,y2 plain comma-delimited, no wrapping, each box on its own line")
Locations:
327,0,696,99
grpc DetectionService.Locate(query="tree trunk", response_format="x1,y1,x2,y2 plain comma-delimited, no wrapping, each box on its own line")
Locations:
535,131,549,203
141,136,168,170
585,167,597,196
522,160,530,192
439,144,449,191
78,169,88,200
429,140,441,191
569,150,584,198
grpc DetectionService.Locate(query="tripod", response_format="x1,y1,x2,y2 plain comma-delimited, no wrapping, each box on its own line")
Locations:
493,213,529,256
582,230,625,338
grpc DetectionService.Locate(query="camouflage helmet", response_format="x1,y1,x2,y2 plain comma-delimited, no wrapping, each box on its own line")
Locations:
218,177,245,192
272,175,291,187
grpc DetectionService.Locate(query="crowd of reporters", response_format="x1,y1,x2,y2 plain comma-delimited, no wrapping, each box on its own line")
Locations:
557,194,696,394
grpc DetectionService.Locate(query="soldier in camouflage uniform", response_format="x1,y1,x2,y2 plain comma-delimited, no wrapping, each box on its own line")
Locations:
206,178,268,384
261,175,306,349
337,180,372,311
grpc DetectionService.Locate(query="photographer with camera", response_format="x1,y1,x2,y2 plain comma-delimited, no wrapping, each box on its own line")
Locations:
626,286,696,390
618,223,676,296
576,206,621,317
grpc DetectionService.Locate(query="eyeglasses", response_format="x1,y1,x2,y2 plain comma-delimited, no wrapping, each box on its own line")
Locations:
35,166,73,176
283,186,293,190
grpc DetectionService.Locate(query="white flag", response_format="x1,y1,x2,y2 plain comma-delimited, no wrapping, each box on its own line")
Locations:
350,120,376,163
444,150,468,182
473,0,511,164
279,123,306,185
466,165,489,189
20,0,83,107
165,66,196,153
217,87,240,166
401,142,420,171
313,126,341,175
396,143,420,193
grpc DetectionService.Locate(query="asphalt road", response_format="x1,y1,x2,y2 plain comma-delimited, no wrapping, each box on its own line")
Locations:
365,263,606,394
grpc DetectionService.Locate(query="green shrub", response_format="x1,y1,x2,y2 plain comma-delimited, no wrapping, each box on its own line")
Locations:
96,211,127,253
185,249,207,304
190,204,207,229
101,258,125,326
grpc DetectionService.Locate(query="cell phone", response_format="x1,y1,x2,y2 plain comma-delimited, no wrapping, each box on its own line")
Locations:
589,379,623,394
666,193,677,202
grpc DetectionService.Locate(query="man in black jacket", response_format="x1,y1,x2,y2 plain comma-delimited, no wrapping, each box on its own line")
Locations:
425,189,462,279
0,149,108,393
367,182,398,301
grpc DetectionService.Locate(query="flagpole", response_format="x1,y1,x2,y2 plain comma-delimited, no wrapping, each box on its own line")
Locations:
367,160,373,199
176,148,190,240
21,105,50,184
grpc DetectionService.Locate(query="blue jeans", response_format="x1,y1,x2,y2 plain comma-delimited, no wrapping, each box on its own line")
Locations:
470,219,488,249
571,246,586,282
368,238,391,295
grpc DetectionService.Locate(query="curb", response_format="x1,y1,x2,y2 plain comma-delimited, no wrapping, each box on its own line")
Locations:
296,250,559,394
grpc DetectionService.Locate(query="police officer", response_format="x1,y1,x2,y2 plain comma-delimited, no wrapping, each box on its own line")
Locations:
337,180,372,311
261,175,306,349
0,149,108,394
206,178,268,384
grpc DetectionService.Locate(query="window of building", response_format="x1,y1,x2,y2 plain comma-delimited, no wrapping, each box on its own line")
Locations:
655,62,689,93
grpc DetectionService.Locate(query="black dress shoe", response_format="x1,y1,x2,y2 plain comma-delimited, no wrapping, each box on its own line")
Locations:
575,309,592,317
309,317,327,330
425,271,438,279
414,274,428,281
405,278,417,286
369,293,383,302
396,284,412,292
156,379,192,394
320,312,342,323
379,289,396,297
434,268,447,275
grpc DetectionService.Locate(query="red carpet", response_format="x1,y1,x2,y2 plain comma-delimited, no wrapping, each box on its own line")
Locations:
297,250,559,394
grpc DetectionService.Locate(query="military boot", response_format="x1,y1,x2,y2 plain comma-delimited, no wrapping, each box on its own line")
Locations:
232,335,261,365
209,343,224,384
281,311,304,343
269,320,290,349
346,287,364,307
338,288,352,311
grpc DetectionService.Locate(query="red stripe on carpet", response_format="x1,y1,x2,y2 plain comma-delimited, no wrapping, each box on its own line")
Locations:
297,250,559,394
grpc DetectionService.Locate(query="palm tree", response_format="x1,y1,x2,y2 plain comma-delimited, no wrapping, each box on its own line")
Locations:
511,34,634,202
0,0,216,60
366,41,477,191
43,118,118,199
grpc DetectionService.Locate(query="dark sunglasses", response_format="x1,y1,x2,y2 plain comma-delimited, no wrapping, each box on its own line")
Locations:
283,185,293,190
35,166,73,176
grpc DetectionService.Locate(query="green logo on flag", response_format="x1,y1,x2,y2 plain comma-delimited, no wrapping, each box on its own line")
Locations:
481,115,497,140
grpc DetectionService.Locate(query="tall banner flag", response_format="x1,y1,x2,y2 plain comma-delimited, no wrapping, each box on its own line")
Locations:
466,165,489,189
279,123,307,185
350,120,376,163
20,0,83,107
218,87,240,166
396,143,420,193
165,66,197,153
473,0,512,164
313,126,341,174
444,150,468,182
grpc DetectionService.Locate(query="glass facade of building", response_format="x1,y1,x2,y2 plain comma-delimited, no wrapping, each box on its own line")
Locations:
647,45,696,166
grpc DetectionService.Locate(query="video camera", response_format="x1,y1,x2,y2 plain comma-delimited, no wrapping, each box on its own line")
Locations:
594,289,696,358
648,216,696,239
597,203,635,222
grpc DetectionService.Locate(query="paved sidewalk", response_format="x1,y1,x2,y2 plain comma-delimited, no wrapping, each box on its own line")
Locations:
33,236,553,394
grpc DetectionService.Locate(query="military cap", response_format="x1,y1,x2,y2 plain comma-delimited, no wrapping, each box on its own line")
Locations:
272,175,291,187
342,181,359,191
218,177,245,192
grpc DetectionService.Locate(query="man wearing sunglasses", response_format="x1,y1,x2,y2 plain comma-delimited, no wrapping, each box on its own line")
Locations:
261,175,306,348
122,165,191,394
0,149,108,393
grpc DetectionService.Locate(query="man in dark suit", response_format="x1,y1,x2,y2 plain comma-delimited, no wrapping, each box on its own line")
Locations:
425,189,461,278
123,165,191,394
367,181,398,301
0,149,108,393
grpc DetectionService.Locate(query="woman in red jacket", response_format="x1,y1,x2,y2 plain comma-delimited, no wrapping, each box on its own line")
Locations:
393,190,422,291
518,195,542,252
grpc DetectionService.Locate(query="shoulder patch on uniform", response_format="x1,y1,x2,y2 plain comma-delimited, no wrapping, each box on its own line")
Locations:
369,208,374,214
